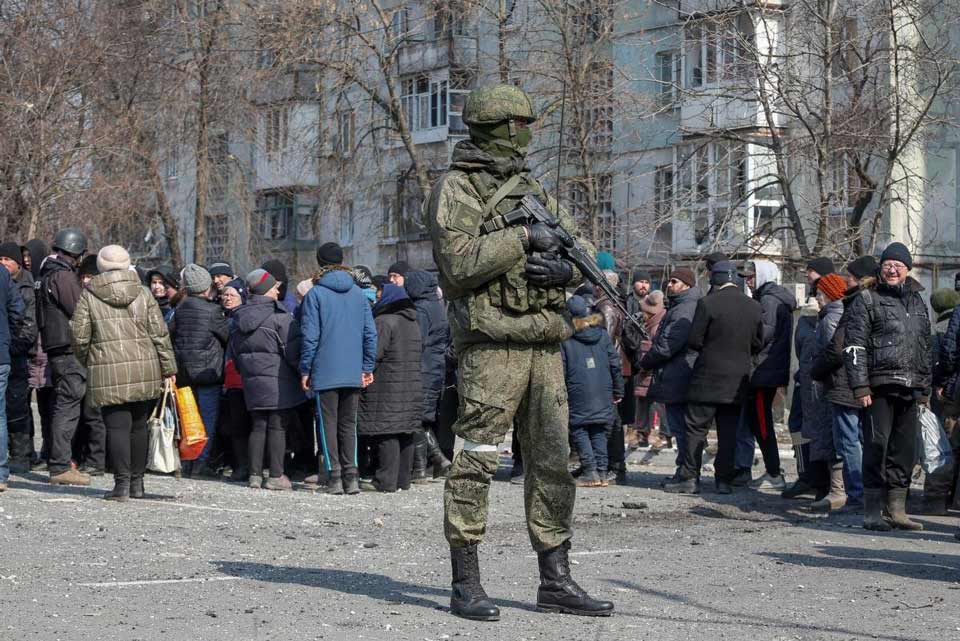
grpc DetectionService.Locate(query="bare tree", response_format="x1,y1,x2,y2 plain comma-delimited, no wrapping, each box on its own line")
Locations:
659,0,959,262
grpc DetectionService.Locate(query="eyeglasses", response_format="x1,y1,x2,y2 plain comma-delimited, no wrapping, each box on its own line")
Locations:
881,262,906,272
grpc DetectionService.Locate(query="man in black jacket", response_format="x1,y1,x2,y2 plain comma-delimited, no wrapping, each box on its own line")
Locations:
738,259,797,491
639,267,700,468
0,242,38,473
38,229,106,486
665,261,764,494
843,242,930,531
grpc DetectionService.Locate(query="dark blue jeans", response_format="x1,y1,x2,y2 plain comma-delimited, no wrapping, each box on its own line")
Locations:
663,403,687,466
193,385,221,463
832,404,864,502
571,423,609,473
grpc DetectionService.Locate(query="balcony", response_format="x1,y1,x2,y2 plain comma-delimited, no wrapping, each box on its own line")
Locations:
680,0,786,17
397,34,477,76
679,89,772,134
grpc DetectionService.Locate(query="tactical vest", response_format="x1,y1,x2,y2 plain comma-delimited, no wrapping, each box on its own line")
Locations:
466,169,566,314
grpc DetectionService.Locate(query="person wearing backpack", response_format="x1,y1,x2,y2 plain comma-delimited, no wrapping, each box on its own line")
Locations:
70,246,176,500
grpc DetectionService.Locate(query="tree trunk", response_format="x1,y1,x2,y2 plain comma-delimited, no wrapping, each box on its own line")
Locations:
152,168,184,268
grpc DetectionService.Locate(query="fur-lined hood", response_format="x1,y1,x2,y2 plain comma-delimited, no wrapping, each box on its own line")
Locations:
573,313,604,332
311,263,353,285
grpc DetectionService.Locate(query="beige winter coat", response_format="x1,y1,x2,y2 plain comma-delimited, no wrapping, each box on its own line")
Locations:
71,270,177,408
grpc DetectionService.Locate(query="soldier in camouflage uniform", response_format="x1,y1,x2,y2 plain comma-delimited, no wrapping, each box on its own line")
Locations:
425,84,615,621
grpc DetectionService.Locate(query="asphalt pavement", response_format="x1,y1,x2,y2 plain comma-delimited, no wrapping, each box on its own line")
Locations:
1,447,958,641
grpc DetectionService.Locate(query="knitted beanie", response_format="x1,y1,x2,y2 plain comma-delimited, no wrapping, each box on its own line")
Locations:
96,245,131,273
816,273,847,302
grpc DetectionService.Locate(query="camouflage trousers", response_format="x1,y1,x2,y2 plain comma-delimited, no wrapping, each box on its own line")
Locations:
443,342,575,552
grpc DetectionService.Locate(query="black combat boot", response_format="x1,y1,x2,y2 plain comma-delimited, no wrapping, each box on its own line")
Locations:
536,541,614,616
450,545,500,621
424,428,452,478
411,431,429,484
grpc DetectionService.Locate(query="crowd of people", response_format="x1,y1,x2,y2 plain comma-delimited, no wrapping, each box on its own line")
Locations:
0,230,453,499
0,227,957,538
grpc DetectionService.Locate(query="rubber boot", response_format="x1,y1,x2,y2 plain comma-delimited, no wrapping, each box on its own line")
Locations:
886,487,923,531
810,463,846,512
536,540,614,616
450,545,499,621
424,428,452,478
411,431,429,485
863,488,892,531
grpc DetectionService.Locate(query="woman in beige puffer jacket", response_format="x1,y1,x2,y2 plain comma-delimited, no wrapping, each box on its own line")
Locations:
71,245,177,501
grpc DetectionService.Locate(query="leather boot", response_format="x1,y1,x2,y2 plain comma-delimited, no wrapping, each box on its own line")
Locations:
536,540,614,616
450,545,500,621
325,471,344,495
130,475,145,499
886,487,923,530
810,463,846,512
8,432,33,473
411,431,429,484
343,472,360,495
863,488,892,531
424,428,452,477
105,478,130,502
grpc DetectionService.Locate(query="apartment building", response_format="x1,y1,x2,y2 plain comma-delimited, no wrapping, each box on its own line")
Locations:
160,0,960,285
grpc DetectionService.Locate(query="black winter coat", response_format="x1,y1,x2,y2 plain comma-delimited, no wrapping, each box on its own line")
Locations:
229,295,303,411
935,304,960,401
562,314,624,428
686,285,764,404
843,277,931,397
750,282,797,388
811,284,864,408
37,255,80,355
10,269,37,358
639,286,701,404
404,271,450,425
358,299,423,435
169,295,230,386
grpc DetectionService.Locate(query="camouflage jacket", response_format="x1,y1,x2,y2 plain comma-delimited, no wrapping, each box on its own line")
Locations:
425,141,594,349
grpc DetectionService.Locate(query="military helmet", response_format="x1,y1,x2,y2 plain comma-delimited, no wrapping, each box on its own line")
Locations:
462,84,537,126
52,228,87,256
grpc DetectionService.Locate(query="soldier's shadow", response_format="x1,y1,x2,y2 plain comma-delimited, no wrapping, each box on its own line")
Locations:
213,560,539,614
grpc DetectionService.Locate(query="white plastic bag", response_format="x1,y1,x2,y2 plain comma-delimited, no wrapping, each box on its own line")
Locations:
918,405,953,474
147,381,181,474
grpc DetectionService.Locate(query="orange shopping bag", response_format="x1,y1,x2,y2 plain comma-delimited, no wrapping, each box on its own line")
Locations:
175,385,208,461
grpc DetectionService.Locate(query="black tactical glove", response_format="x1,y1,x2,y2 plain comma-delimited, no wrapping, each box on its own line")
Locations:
523,223,561,253
524,255,574,287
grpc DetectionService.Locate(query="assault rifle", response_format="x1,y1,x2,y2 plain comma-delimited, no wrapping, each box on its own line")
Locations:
498,194,646,337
